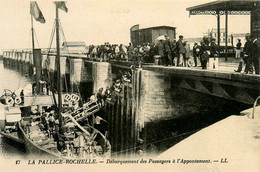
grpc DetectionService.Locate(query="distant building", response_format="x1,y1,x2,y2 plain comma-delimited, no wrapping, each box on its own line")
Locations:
203,28,247,46
231,33,247,47
184,37,202,49
130,25,176,46
62,41,86,54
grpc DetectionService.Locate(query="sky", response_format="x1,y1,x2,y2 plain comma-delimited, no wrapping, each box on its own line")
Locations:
0,0,250,50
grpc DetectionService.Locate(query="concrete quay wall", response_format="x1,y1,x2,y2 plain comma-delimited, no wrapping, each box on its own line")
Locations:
2,50,255,156
2,51,112,99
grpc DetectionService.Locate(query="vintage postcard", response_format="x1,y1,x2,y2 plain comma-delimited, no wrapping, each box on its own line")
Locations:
0,0,259,171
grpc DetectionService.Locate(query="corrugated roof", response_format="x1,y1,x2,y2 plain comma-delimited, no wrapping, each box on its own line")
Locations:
132,25,176,31
187,0,260,12
62,41,86,47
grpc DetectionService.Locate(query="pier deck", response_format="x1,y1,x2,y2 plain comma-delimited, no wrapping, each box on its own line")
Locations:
158,106,260,171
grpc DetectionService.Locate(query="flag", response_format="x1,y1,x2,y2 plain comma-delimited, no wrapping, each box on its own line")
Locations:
54,1,68,12
30,1,46,23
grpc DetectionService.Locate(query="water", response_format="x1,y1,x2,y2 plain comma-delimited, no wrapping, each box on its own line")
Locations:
0,60,31,159
0,60,248,159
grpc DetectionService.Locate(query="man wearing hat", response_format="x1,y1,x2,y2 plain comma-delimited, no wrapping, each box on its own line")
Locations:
200,37,210,69
243,34,254,74
235,39,242,59
176,35,186,66
252,38,260,74
193,42,200,67
164,34,174,66
155,39,165,65
209,38,219,69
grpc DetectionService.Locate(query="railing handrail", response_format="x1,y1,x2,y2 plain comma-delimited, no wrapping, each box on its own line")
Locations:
252,96,260,119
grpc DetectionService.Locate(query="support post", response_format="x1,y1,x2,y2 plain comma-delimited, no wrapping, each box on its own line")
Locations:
225,11,228,61
217,11,220,46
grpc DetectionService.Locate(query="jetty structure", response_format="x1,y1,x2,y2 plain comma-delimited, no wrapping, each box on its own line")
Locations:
1,0,260,157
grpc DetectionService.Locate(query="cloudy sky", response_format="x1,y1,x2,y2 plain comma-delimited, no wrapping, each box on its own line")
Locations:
0,0,250,50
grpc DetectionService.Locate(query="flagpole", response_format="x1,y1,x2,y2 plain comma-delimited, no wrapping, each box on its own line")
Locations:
55,4,63,132
31,15,35,50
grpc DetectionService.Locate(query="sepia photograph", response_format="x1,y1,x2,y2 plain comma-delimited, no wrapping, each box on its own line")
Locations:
0,0,259,171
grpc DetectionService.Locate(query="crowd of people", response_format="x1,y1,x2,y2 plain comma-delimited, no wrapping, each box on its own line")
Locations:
85,34,221,70
234,34,260,74
84,34,259,74
155,34,220,69
94,68,133,107
86,42,155,66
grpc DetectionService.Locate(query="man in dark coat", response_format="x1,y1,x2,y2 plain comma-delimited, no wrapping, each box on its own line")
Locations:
243,35,254,74
200,37,210,69
176,35,186,66
252,38,260,74
210,38,219,57
192,42,200,67
164,34,174,66
209,38,219,69
148,43,156,63
235,39,242,59
155,40,165,65
128,43,134,61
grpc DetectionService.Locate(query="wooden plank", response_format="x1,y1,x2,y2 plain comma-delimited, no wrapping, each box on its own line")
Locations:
111,102,115,152
125,84,130,157
130,70,136,157
142,124,147,155
115,97,120,156
106,102,111,140
120,85,125,155
134,70,141,156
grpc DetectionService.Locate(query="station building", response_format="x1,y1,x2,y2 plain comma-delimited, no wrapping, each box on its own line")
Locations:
130,24,176,46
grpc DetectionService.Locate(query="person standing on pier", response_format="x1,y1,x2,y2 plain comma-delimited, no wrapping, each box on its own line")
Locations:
252,38,260,74
128,43,134,61
149,43,156,63
155,40,165,65
184,41,191,67
235,39,242,59
209,38,219,69
164,34,174,66
115,45,120,60
243,35,254,74
200,37,210,69
176,35,186,66
193,42,200,67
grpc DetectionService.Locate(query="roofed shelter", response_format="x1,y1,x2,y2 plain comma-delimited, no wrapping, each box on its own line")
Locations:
62,41,86,54
130,25,176,46
187,0,260,61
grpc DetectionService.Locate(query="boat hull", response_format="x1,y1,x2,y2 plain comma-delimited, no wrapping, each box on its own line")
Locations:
0,131,24,144
17,122,61,159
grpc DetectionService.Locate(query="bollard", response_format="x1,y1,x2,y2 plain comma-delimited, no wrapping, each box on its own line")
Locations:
208,58,214,70
154,55,161,65
214,57,219,70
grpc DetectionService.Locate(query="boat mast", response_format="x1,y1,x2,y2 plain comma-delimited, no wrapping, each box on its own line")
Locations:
55,5,63,130
31,15,35,50
31,14,41,95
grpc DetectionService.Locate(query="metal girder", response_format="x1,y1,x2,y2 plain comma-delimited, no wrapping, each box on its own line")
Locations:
195,81,211,94
233,88,255,104
189,10,251,15
212,83,231,98
178,79,257,104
